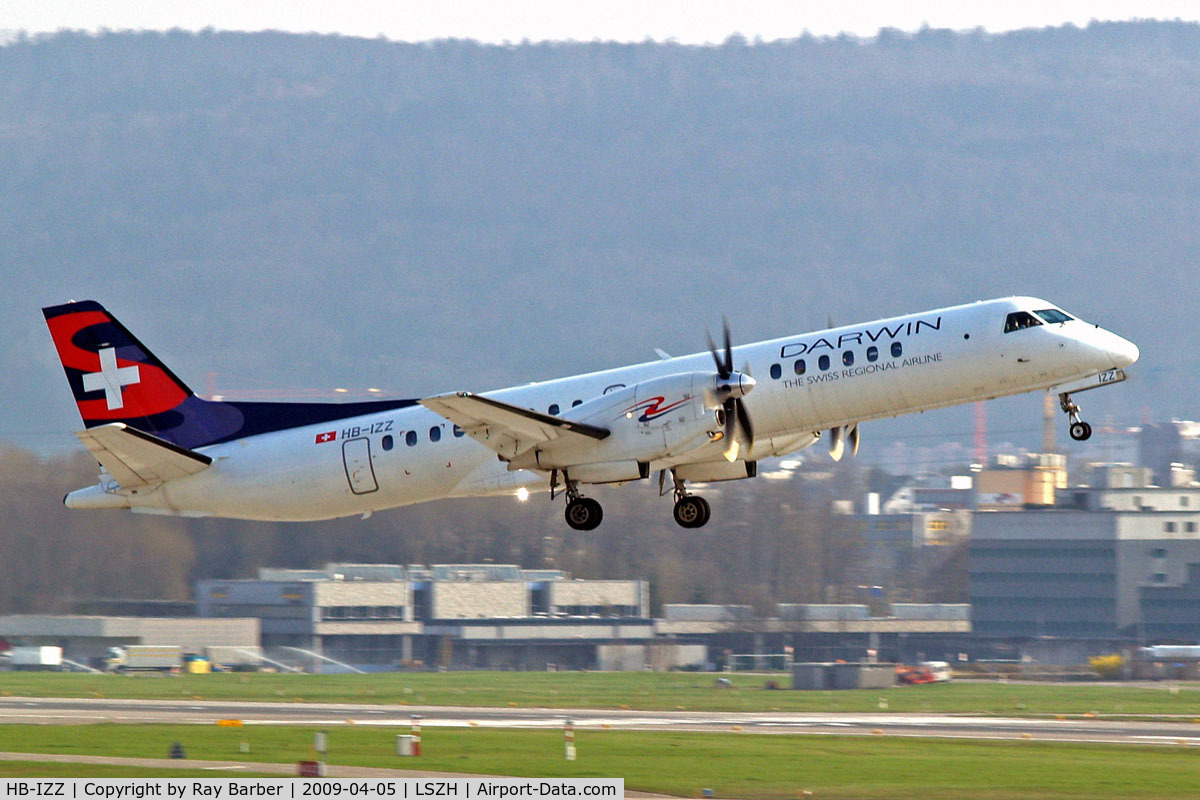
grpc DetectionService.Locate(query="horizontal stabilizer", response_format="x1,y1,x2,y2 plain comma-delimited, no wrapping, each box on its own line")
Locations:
420,392,608,460
75,422,213,491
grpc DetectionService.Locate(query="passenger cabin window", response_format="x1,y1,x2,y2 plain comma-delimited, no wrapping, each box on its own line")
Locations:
429,426,441,442
818,354,830,371
843,351,854,367
453,425,465,438
548,403,560,415
1004,311,1043,333
770,364,782,379
405,430,418,446
1034,309,1073,324
866,346,878,362
794,359,806,376
381,435,394,451
891,341,903,358
571,399,582,407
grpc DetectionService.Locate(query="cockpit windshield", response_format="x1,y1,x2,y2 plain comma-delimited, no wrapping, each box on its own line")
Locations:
1003,311,1043,333
1034,309,1073,324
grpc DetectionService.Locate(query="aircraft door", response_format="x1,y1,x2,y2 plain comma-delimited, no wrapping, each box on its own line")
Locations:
342,437,379,494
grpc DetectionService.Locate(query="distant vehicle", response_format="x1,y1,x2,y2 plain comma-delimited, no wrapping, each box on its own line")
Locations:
43,297,1137,530
920,661,953,682
7,646,63,671
104,645,182,672
897,661,952,684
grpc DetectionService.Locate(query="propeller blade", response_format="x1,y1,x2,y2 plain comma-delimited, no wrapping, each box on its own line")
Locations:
828,426,844,461
706,330,728,379
735,398,754,445
722,397,738,461
848,424,860,457
722,317,733,377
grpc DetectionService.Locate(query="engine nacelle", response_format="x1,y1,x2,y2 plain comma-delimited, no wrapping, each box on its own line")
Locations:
507,372,720,474
569,460,651,484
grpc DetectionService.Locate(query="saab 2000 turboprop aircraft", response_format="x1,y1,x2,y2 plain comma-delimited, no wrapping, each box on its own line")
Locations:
43,298,1138,529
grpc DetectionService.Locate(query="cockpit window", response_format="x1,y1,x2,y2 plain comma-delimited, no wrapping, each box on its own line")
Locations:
1003,311,1043,333
1034,309,1073,324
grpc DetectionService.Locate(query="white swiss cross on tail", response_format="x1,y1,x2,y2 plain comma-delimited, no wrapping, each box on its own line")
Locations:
81,347,141,410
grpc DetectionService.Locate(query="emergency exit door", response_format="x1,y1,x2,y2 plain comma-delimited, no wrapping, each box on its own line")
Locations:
342,437,379,494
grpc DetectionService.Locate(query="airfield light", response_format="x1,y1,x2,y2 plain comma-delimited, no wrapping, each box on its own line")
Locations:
516,487,530,502
334,388,348,393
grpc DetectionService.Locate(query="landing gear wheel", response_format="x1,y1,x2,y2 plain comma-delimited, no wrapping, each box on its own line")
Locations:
673,495,711,528
1069,421,1093,441
565,497,603,530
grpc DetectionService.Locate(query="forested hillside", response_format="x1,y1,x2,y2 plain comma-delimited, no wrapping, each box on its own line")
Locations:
3,23,1197,452
0,23,1196,608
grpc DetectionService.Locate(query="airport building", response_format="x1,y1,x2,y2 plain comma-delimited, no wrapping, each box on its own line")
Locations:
656,603,971,665
0,615,259,667
970,467,1200,660
196,563,669,670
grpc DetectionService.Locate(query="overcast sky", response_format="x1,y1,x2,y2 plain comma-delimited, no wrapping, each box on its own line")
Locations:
4,0,1199,43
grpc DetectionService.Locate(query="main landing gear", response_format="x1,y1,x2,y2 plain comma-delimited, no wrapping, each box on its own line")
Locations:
668,473,711,529
1060,392,1092,442
555,471,603,531
554,469,714,531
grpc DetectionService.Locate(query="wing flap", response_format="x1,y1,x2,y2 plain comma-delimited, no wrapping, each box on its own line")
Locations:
420,392,608,460
76,422,213,490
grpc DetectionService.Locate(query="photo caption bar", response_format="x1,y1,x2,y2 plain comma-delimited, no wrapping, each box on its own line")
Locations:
0,780,624,800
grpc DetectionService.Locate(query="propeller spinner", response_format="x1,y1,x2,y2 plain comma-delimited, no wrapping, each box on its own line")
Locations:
706,318,756,462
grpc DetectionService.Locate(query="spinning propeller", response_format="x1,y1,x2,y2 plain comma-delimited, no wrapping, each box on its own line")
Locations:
706,318,756,462
827,423,860,461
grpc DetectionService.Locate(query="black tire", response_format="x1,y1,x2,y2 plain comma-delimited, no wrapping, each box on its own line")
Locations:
694,496,711,528
1070,421,1092,441
673,496,707,528
565,497,603,530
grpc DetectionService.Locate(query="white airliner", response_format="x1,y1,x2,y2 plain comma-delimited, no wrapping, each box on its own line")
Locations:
44,297,1138,529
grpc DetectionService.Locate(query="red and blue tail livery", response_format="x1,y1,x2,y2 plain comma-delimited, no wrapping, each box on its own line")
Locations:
44,300,195,432
43,301,415,450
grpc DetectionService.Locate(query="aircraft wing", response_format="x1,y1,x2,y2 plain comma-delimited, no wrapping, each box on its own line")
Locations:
420,392,609,461
75,422,213,491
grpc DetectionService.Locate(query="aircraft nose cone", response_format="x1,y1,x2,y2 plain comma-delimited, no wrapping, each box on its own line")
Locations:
1109,335,1140,368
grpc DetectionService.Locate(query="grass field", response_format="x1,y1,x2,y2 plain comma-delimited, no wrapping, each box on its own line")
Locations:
2,672,1200,717
0,761,278,777
0,723,1196,798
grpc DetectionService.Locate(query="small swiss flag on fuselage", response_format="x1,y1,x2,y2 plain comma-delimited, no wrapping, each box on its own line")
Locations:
315,431,337,444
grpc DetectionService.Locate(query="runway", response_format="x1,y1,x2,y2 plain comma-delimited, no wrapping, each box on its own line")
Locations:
2,696,1200,746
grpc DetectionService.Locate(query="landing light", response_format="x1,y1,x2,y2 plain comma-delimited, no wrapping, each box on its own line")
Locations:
516,487,530,502
334,388,348,393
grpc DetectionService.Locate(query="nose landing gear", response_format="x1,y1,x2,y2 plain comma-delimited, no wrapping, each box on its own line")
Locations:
1056,369,1127,443
1060,393,1092,441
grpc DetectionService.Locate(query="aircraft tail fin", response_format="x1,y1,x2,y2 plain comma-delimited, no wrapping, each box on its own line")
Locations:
44,300,422,450
42,300,240,448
